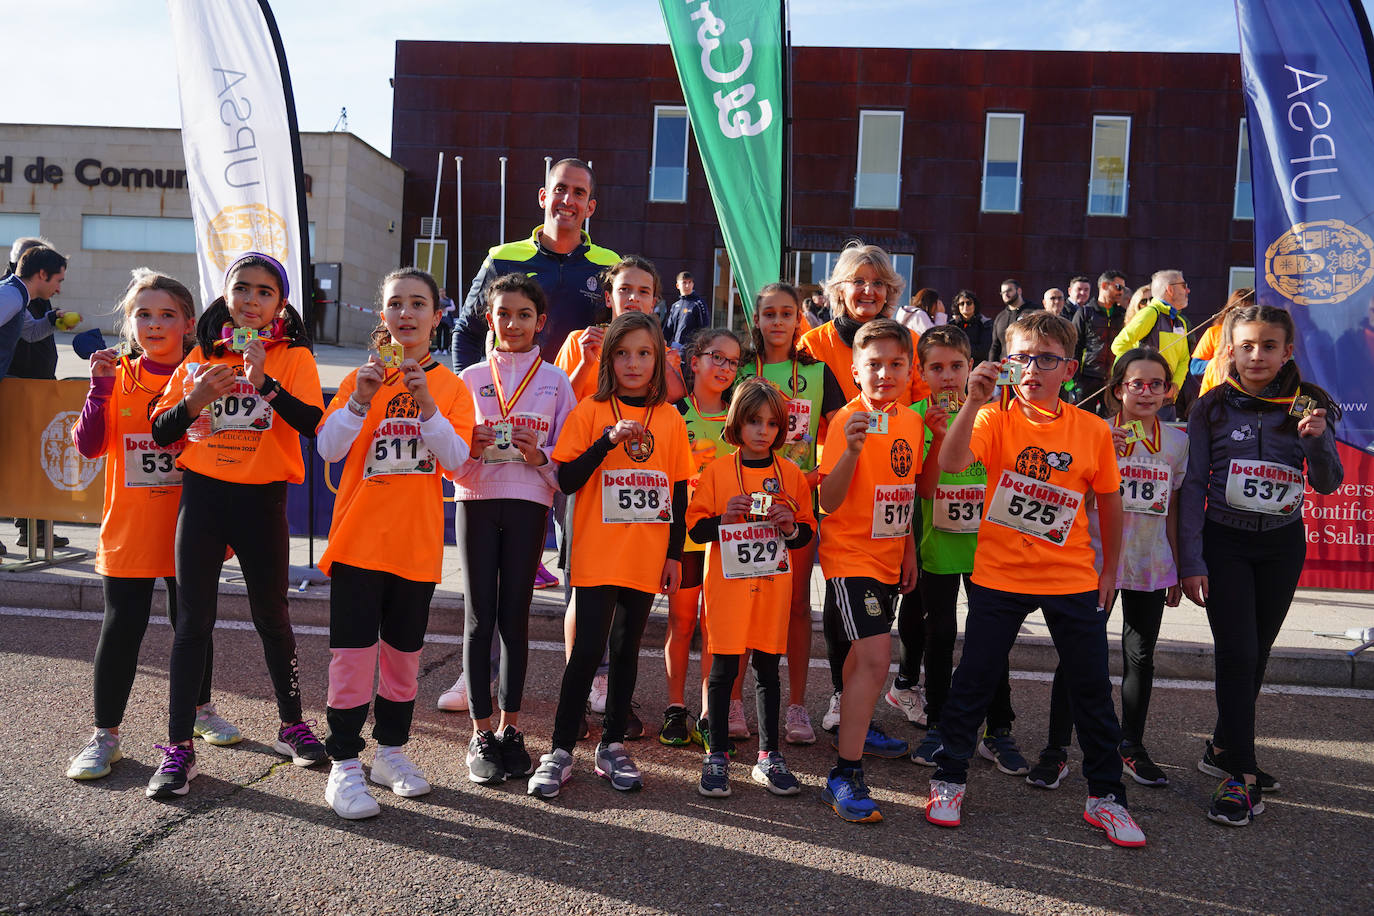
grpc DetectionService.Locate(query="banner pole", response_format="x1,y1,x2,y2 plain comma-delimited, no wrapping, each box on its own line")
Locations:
544,156,552,184
454,156,463,293
779,0,793,280
499,156,508,243
586,159,594,235
427,151,443,275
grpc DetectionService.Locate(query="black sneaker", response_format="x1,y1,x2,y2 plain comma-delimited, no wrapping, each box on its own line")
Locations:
624,703,644,741
145,743,197,798
1198,738,1280,792
977,727,1030,775
1025,748,1069,790
273,721,327,767
497,726,532,779
1120,743,1168,787
467,729,505,784
658,705,694,747
1208,778,1264,827
16,522,68,549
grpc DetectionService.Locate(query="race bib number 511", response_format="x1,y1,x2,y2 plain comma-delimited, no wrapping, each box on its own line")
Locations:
985,471,1081,545
602,469,671,523
365,417,436,478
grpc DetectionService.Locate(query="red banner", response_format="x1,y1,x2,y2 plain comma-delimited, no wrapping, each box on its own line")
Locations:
1300,440,1374,590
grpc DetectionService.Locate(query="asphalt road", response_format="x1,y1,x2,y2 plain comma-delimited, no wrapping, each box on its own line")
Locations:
3,605,1371,915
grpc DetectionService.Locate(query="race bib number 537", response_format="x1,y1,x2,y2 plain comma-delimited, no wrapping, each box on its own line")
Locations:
1224,459,1304,516
985,471,1081,545
601,469,671,523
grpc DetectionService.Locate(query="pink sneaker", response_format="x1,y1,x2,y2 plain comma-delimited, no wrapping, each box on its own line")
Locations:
533,563,560,589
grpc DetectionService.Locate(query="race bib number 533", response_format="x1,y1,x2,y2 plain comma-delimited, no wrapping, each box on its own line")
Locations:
985,471,1081,545
123,434,183,488
602,469,671,523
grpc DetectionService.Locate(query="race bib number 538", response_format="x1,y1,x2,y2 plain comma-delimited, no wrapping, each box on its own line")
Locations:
985,471,1081,545
602,469,671,524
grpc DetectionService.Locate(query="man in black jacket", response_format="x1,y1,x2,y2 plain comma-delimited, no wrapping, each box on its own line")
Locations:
988,278,1041,362
1071,269,1127,415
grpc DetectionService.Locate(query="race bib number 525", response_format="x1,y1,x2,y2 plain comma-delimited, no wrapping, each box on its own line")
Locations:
601,469,671,524
985,471,1081,545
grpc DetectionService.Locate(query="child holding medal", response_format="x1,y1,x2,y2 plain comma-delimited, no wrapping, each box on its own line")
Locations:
1179,304,1342,826
926,311,1147,848
315,267,472,819
147,253,325,799
903,325,1021,775
66,269,239,781
529,311,693,798
451,274,575,785
660,327,742,748
1030,349,1188,794
737,282,846,745
814,319,923,823
686,378,815,797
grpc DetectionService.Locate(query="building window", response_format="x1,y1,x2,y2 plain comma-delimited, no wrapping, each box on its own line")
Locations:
1229,266,1255,293
1234,119,1253,221
855,110,903,209
981,113,1024,213
83,215,196,253
0,213,41,250
650,106,690,203
413,239,448,291
1088,115,1131,216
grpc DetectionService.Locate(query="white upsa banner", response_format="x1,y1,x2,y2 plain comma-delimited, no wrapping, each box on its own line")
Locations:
168,0,306,312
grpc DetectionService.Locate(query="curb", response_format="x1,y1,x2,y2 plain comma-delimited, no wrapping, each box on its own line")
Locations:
5,572,1371,690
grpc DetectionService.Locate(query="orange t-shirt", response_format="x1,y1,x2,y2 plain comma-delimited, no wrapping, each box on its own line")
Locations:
318,364,474,583
799,320,930,406
552,396,694,593
688,454,816,655
817,396,923,582
968,401,1121,595
91,358,186,578
556,329,678,401
153,342,323,485
1192,323,1227,395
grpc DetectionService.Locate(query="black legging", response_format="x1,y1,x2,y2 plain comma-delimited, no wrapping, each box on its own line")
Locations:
894,586,923,689
918,571,1014,729
168,470,301,743
707,652,781,753
1203,519,1306,779
455,498,548,720
94,576,212,728
1046,588,1167,749
551,585,654,751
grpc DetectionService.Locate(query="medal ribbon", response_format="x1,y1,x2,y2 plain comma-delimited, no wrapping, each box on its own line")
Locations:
1117,414,1162,456
733,451,799,512
998,385,1063,420
382,351,435,387
1223,375,1298,409
610,397,655,443
688,394,728,423
119,355,162,396
754,356,800,400
491,355,542,419
858,393,897,415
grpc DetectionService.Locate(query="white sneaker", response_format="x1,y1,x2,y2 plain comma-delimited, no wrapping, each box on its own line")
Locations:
369,745,431,798
436,674,469,712
1084,794,1146,847
784,704,816,745
728,698,750,739
528,748,574,799
326,759,380,820
589,673,609,715
821,691,843,732
67,728,122,780
884,683,927,726
926,779,964,828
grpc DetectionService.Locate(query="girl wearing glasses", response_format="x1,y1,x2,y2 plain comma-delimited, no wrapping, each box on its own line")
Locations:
659,327,743,749
1034,349,1188,794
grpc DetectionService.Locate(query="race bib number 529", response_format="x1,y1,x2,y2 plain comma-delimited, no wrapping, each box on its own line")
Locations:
719,522,788,579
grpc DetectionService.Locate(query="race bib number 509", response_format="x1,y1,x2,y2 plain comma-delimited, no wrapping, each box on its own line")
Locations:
210,378,273,433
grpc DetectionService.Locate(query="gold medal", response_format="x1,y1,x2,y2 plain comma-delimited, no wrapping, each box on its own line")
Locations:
1289,394,1316,418
749,492,774,518
231,327,259,352
378,343,404,369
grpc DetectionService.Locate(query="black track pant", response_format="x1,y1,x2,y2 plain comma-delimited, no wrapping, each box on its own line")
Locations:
324,563,435,760
707,652,781,753
94,576,212,728
456,499,547,720
551,585,654,751
917,571,1014,729
168,470,301,743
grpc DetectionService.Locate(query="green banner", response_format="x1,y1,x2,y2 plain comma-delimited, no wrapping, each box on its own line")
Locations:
659,0,784,317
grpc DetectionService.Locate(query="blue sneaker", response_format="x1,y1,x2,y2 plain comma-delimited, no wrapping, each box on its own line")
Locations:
820,768,883,823
832,724,909,759
910,726,942,767
977,727,1029,775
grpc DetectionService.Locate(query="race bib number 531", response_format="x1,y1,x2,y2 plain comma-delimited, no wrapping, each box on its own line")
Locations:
985,471,1081,545
602,469,671,523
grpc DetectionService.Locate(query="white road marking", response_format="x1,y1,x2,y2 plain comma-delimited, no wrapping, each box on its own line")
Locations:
4,605,1371,700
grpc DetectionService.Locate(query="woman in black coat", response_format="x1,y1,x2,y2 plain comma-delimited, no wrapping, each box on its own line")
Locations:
949,289,994,364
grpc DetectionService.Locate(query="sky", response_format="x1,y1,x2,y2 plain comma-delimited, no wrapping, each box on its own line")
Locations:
2,0,1244,157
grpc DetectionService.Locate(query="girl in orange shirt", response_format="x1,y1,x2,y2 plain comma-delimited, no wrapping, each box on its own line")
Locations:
66,270,238,781
315,268,473,819
147,253,326,799
529,311,693,798
687,379,815,797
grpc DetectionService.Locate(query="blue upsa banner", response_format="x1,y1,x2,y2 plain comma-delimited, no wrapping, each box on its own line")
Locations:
1237,0,1374,449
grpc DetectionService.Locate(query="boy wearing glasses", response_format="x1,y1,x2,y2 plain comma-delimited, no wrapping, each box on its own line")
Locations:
925,312,1147,848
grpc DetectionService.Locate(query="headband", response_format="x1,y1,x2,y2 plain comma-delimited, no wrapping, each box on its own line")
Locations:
225,251,289,301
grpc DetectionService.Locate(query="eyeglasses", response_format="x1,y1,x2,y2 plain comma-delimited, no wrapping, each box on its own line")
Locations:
846,278,887,291
1124,379,1167,393
1111,283,1126,291
1006,352,1070,370
700,351,740,371
1170,280,1190,289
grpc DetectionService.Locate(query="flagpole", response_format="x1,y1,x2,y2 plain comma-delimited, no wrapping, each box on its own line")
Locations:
427,151,443,275
454,156,463,293
779,0,793,281
499,156,508,242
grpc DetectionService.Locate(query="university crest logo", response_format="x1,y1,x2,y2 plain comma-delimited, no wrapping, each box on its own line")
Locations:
1264,219,1374,305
